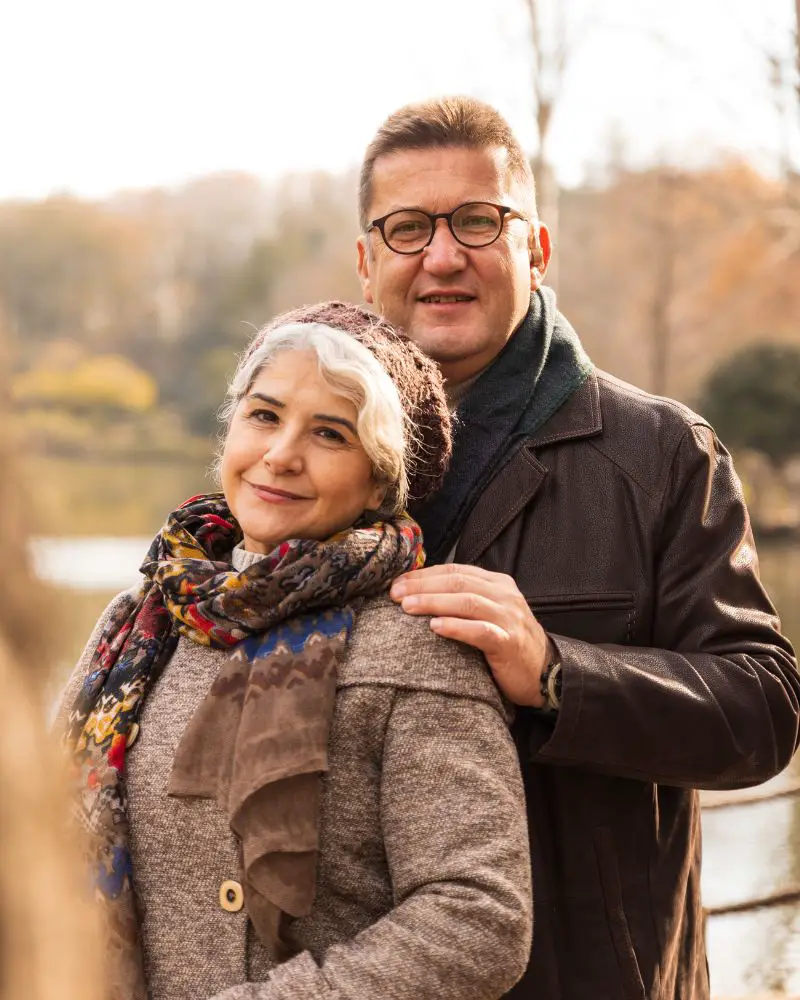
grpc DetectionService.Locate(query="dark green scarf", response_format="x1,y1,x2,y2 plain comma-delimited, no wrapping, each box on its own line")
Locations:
411,288,593,564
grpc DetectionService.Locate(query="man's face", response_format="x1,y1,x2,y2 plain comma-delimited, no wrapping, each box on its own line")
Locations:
357,145,543,383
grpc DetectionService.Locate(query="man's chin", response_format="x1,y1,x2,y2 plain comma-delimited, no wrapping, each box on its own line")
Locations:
407,324,483,361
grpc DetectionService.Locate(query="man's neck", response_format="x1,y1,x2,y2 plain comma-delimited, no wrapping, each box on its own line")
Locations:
444,367,487,411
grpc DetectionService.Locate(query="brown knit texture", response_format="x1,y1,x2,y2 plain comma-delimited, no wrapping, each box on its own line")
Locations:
247,302,452,504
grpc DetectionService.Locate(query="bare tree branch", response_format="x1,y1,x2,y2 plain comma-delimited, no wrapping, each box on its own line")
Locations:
795,0,800,121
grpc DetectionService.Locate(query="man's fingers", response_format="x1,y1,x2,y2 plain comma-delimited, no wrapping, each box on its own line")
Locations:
394,575,508,603
429,616,509,654
401,592,502,622
394,562,498,586
391,564,512,600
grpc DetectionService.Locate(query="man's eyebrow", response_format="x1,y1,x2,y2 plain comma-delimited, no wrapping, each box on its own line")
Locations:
380,203,429,215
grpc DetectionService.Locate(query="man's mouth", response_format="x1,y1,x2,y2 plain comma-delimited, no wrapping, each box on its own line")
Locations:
418,294,475,304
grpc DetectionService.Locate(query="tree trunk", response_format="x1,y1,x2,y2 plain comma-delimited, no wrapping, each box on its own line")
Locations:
523,0,566,295
650,170,677,397
795,0,800,119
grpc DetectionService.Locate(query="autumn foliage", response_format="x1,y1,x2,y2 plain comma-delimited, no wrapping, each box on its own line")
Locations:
1,162,799,460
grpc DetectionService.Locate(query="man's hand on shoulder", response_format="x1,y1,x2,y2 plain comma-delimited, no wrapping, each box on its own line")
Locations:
390,563,550,708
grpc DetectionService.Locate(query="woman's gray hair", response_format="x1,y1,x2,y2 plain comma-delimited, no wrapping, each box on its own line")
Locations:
218,322,411,515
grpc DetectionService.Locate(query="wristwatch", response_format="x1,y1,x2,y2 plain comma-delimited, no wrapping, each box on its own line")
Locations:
539,640,563,713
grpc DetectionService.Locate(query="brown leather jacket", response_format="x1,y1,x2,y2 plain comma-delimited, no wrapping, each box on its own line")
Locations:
454,368,800,1000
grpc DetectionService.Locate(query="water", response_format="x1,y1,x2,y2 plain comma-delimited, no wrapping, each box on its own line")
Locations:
37,535,800,996
32,535,153,591
704,788,800,995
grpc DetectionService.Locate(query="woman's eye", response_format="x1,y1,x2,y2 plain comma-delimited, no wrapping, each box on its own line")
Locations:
317,427,347,444
250,408,278,424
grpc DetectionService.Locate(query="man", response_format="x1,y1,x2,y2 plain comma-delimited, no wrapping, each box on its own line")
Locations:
355,96,799,999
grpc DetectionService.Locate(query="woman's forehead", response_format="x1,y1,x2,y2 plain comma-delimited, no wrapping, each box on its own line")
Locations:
248,351,358,416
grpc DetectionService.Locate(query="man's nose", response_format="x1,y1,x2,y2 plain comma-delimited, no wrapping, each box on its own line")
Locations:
421,219,467,274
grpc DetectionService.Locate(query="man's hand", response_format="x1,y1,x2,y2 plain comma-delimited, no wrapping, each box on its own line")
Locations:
390,563,550,707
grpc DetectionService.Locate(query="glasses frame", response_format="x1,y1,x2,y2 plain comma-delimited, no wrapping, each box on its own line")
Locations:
367,201,529,255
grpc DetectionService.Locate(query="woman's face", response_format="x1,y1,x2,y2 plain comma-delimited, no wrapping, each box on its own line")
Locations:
221,348,387,554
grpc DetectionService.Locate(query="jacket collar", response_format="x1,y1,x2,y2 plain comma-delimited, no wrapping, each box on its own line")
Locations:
525,367,602,448
455,371,602,565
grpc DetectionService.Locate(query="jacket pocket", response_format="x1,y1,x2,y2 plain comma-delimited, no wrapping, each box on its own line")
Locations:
593,826,646,1000
525,591,636,645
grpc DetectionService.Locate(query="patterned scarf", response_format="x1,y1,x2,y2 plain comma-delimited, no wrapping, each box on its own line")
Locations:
65,494,424,1000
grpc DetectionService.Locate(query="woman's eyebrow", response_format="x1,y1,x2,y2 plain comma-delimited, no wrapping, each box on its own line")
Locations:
248,393,356,435
248,392,284,407
314,414,357,435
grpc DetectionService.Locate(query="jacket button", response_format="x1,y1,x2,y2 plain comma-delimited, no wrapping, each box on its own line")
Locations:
219,879,244,912
126,723,140,748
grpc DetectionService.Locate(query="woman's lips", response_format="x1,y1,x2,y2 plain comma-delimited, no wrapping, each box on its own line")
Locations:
247,482,310,504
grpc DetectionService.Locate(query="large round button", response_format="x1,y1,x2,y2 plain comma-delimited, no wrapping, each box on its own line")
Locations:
126,722,140,749
219,879,244,913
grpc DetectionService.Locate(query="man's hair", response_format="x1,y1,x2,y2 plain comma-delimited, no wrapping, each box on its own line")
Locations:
358,96,537,231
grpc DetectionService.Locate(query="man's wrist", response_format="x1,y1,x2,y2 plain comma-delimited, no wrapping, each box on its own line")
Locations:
538,637,563,713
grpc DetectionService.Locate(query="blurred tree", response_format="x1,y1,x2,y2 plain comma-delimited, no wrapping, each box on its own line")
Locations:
519,0,572,293
13,354,157,415
559,160,800,403
698,344,800,470
150,169,361,437
0,197,155,366
3,159,798,458
796,0,800,124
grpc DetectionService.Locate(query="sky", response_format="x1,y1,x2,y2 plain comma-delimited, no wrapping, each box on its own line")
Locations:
0,0,797,200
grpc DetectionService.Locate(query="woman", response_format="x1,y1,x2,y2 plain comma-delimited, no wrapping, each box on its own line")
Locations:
59,302,531,1000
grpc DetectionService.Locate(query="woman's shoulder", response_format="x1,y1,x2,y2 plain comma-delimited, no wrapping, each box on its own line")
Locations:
52,585,143,731
100,585,142,620
73,585,142,664
341,595,505,714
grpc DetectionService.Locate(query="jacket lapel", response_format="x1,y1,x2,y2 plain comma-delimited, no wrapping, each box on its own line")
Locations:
455,372,603,565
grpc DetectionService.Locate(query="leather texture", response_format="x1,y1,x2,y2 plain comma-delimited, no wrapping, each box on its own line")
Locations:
456,368,800,1000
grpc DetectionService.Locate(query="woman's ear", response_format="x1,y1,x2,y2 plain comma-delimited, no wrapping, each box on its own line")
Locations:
366,479,388,513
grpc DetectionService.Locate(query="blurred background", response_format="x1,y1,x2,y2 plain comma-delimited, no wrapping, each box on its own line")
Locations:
1,0,799,994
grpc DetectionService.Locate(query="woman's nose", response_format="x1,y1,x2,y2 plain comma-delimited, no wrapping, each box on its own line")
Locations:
261,431,303,474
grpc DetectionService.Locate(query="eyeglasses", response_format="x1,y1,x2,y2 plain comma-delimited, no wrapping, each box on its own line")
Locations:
367,201,529,255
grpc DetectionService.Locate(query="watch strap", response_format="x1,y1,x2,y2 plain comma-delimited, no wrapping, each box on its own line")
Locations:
539,641,563,712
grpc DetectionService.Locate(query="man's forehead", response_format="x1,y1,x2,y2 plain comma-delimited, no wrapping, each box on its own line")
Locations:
369,145,518,213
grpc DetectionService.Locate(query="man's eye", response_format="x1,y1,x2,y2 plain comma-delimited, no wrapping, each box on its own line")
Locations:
460,214,495,230
389,220,427,238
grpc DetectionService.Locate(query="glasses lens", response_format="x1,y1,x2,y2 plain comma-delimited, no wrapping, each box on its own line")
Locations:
382,210,432,252
451,203,503,246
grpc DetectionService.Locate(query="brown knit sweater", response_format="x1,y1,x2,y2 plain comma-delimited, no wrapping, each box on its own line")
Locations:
60,591,532,1000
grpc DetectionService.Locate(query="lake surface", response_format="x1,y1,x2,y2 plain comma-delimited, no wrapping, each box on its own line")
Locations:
38,536,800,997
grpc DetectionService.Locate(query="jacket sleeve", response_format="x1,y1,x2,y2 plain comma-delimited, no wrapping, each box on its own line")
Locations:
211,689,532,1000
531,422,800,790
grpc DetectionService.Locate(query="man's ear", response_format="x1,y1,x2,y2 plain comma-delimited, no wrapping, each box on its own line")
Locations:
530,222,553,290
356,236,374,304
